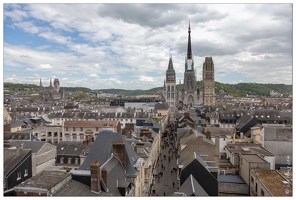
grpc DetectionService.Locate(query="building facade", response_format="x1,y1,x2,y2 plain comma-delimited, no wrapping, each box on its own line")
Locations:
39,78,64,101
202,57,216,106
163,56,176,122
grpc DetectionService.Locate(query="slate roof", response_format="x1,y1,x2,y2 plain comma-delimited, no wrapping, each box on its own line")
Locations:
64,120,118,128
4,131,38,141
57,141,83,156
4,148,31,177
155,103,169,110
180,137,215,161
79,130,139,177
177,174,208,196
101,156,127,196
7,141,52,154
53,179,105,196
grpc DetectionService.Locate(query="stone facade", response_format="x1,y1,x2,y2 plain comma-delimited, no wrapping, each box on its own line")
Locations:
202,57,216,106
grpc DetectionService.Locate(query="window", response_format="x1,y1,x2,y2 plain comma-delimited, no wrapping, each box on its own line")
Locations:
72,134,77,141
24,169,28,177
65,134,70,141
96,127,99,131
60,157,64,164
261,189,264,196
80,134,84,140
66,127,68,131
73,127,76,131
17,172,21,180
251,176,254,184
80,127,83,131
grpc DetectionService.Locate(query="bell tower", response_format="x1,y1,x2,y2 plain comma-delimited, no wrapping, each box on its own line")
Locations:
165,56,176,122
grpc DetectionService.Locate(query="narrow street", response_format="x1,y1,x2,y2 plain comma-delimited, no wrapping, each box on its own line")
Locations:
150,123,178,196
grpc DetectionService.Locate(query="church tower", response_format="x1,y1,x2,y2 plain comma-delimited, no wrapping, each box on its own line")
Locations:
202,57,215,106
183,21,199,107
165,56,176,122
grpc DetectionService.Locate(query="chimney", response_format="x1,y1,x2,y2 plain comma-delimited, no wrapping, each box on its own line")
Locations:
102,167,108,188
83,140,87,149
112,142,126,170
4,123,10,132
206,130,211,139
90,161,101,192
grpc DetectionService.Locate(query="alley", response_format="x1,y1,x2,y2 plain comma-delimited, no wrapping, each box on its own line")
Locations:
150,123,178,196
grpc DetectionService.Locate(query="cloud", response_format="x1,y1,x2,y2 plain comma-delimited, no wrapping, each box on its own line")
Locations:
3,3,292,90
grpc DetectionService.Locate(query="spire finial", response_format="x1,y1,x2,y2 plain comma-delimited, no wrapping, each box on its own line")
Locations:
187,20,192,60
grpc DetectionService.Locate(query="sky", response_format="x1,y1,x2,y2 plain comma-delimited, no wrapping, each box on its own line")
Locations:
2,2,293,90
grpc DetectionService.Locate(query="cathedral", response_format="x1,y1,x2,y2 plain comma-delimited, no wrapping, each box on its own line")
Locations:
163,22,215,111
39,78,64,101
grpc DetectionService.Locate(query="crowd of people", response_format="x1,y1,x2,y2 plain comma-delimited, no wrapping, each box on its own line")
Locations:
151,123,179,196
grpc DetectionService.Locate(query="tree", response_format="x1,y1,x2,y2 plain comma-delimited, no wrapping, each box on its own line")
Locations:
74,92,86,99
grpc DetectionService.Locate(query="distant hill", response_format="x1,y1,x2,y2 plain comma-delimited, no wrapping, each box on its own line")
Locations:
4,82,292,97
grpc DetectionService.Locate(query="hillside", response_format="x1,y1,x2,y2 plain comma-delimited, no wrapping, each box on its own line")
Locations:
4,82,292,97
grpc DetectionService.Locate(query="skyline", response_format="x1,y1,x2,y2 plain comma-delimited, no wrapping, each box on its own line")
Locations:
3,3,293,90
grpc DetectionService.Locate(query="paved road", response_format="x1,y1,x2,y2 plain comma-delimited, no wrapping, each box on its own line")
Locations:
150,124,178,196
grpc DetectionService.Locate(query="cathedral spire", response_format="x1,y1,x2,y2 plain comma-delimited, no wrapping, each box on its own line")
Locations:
40,78,43,87
49,78,53,89
187,20,192,60
167,55,175,72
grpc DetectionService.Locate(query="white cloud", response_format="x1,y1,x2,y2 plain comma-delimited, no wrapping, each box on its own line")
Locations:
3,3,292,90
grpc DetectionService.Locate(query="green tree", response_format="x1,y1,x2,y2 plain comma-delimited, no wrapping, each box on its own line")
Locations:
74,92,86,99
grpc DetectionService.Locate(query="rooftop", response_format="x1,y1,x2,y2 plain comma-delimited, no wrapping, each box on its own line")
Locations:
251,169,293,196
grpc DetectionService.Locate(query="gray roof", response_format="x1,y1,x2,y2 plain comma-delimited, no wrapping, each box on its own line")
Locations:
4,148,31,177
57,141,83,156
14,170,71,191
79,131,139,177
218,175,245,184
7,141,54,154
263,126,292,142
4,131,38,141
155,103,169,110
53,179,105,196
101,156,127,196
177,174,208,196
226,143,274,157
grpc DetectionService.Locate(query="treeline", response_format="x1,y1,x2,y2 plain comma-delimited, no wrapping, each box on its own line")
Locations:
4,82,292,97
